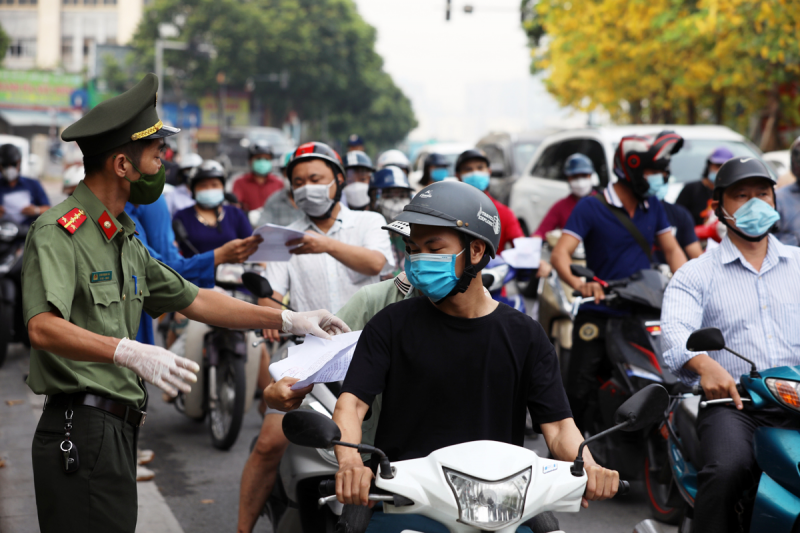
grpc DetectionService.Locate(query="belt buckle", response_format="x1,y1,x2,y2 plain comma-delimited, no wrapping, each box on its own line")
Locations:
138,412,147,427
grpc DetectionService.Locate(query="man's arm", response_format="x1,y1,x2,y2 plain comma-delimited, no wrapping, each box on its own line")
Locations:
182,288,282,330
332,392,374,506
541,418,619,507
685,241,703,260
552,233,604,303
656,231,687,273
288,232,386,276
28,311,121,363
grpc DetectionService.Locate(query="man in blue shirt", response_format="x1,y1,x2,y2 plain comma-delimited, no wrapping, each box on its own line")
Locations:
551,132,687,431
0,144,50,226
662,157,800,533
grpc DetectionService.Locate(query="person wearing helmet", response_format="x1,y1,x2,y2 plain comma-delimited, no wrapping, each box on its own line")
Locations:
551,132,687,433
661,156,800,533
255,151,304,228
159,140,180,185
333,181,620,530
533,153,597,238
62,165,85,196
342,150,375,210
173,160,257,258
0,143,50,225
232,140,283,212
676,146,735,226
455,148,525,253
368,165,414,276
164,152,203,216
347,133,365,152
775,136,800,246
418,152,450,188
376,148,410,175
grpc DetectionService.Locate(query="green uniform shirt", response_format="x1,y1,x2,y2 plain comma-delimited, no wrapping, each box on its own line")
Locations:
335,274,418,460
22,181,199,408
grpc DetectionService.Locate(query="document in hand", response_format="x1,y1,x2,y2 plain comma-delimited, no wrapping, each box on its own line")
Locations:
2,190,32,224
248,223,308,262
269,331,362,390
500,237,542,268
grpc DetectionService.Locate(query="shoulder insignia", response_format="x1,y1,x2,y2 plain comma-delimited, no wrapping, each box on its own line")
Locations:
57,208,88,235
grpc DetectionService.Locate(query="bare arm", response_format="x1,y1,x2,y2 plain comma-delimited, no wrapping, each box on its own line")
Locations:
685,241,703,260
288,232,386,276
541,417,619,507
181,288,284,330
28,311,120,363
657,231,688,273
552,233,604,303
332,392,374,506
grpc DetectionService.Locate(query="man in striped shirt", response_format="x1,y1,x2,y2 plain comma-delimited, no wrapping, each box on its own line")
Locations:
662,157,800,533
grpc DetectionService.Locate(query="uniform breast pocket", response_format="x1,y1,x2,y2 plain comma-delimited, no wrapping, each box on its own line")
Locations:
132,275,150,303
88,282,121,336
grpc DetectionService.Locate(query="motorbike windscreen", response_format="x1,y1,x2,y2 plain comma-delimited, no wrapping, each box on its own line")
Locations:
613,269,669,310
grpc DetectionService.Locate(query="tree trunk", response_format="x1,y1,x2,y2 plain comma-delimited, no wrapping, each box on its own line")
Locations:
630,100,642,124
663,106,674,124
687,98,696,125
713,93,725,124
759,86,782,152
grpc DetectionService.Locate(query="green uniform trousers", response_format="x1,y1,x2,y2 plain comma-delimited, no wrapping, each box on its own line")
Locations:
32,403,138,532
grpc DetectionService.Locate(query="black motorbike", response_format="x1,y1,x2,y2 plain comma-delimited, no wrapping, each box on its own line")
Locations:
567,264,688,522
0,220,28,367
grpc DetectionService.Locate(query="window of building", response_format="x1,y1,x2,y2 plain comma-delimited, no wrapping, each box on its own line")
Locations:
8,38,37,58
62,0,79,5
103,0,117,5
61,37,73,62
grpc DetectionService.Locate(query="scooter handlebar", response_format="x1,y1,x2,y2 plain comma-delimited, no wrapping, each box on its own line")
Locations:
618,480,630,496
319,479,336,497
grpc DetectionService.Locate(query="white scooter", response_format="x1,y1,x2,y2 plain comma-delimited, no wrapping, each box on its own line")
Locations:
282,384,669,533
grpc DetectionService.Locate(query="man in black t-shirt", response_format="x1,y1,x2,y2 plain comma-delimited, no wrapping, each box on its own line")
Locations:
332,181,620,520
676,146,734,225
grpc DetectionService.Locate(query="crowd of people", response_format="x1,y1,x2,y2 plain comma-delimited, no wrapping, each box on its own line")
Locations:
4,72,800,533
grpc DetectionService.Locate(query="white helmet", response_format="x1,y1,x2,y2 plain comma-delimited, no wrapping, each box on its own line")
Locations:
179,152,203,170
63,165,85,188
377,149,410,171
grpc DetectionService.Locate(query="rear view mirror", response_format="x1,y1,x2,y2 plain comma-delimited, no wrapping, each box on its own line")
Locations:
686,327,726,352
614,384,669,432
242,272,273,299
570,264,595,279
282,410,341,449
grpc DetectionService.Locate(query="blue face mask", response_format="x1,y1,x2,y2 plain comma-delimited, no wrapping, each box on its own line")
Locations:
430,168,449,182
404,249,465,302
707,171,717,183
196,188,225,208
252,159,273,176
463,171,490,191
723,198,780,240
646,173,669,200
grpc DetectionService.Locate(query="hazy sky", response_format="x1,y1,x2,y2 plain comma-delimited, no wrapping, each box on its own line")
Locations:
354,0,586,144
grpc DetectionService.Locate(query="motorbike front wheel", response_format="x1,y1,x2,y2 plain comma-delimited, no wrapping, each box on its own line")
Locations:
644,455,683,525
208,352,246,450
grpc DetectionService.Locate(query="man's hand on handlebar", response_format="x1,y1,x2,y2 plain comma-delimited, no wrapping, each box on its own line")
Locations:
695,356,743,409
577,281,605,304
263,377,313,411
336,459,375,507
582,464,620,508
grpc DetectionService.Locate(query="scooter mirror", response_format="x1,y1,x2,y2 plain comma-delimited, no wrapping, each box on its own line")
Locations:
282,410,342,449
570,264,595,279
242,272,274,299
614,384,669,432
481,273,495,289
686,327,726,352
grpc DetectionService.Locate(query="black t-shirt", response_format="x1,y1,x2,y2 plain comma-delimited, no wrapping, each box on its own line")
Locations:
676,180,714,226
654,202,699,263
341,297,572,463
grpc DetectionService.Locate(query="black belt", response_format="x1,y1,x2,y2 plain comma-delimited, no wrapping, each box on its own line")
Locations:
46,393,147,428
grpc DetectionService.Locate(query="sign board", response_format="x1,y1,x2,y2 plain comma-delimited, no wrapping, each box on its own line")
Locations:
197,93,250,142
0,70,84,109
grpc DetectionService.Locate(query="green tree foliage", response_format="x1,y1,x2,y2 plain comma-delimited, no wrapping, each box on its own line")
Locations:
133,0,416,151
0,26,10,68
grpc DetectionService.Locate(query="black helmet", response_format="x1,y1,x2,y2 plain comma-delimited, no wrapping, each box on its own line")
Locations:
344,150,374,171
424,152,449,169
713,156,775,198
248,140,273,158
455,149,490,174
286,141,345,180
189,160,226,191
613,131,683,199
790,136,800,180
0,144,22,168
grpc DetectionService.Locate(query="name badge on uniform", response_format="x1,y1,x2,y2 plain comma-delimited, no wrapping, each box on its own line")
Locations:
90,271,112,283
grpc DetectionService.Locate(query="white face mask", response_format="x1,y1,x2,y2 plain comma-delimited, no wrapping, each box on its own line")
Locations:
569,177,593,197
294,180,336,218
2,167,18,182
378,196,410,222
343,182,370,209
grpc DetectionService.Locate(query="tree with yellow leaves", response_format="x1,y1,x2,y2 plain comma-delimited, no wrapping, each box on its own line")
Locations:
522,0,800,149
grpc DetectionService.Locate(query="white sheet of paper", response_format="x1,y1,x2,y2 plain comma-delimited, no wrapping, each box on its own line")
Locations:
269,331,362,390
248,223,308,262
500,237,542,268
2,190,31,224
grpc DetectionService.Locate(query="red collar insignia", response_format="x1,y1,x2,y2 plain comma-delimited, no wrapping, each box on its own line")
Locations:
97,211,118,240
57,208,88,235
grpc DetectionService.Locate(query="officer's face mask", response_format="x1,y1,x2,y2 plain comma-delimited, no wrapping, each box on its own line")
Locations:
2,166,18,182
293,180,336,218
404,249,465,303
568,177,593,198
123,157,166,205
462,171,490,192
721,197,780,241
343,182,370,210
646,173,669,200
195,188,225,208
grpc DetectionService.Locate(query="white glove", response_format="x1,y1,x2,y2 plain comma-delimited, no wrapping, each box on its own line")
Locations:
281,309,351,339
113,338,200,397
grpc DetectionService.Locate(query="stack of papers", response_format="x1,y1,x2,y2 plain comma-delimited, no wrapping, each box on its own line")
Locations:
2,190,31,224
269,331,362,390
500,237,542,268
248,224,307,262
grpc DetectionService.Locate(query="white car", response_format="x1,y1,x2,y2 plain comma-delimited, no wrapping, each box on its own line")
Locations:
409,142,472,190
509,125,775,235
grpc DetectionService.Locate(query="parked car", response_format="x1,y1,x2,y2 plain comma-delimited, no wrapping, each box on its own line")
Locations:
476,129,561,205
510,125,775,236
408,142,471,189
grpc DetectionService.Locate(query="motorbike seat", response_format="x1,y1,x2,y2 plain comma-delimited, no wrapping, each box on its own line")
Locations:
674,395,702,466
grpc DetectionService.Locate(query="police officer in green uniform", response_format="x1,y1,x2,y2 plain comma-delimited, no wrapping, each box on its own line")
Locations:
22,73,349,533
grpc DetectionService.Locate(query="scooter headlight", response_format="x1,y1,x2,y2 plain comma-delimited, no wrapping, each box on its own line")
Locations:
0,222,18,242
444,467,530,530
766,378,800,411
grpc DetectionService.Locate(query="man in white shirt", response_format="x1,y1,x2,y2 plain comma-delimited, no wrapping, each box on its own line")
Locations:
238,142,393,533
